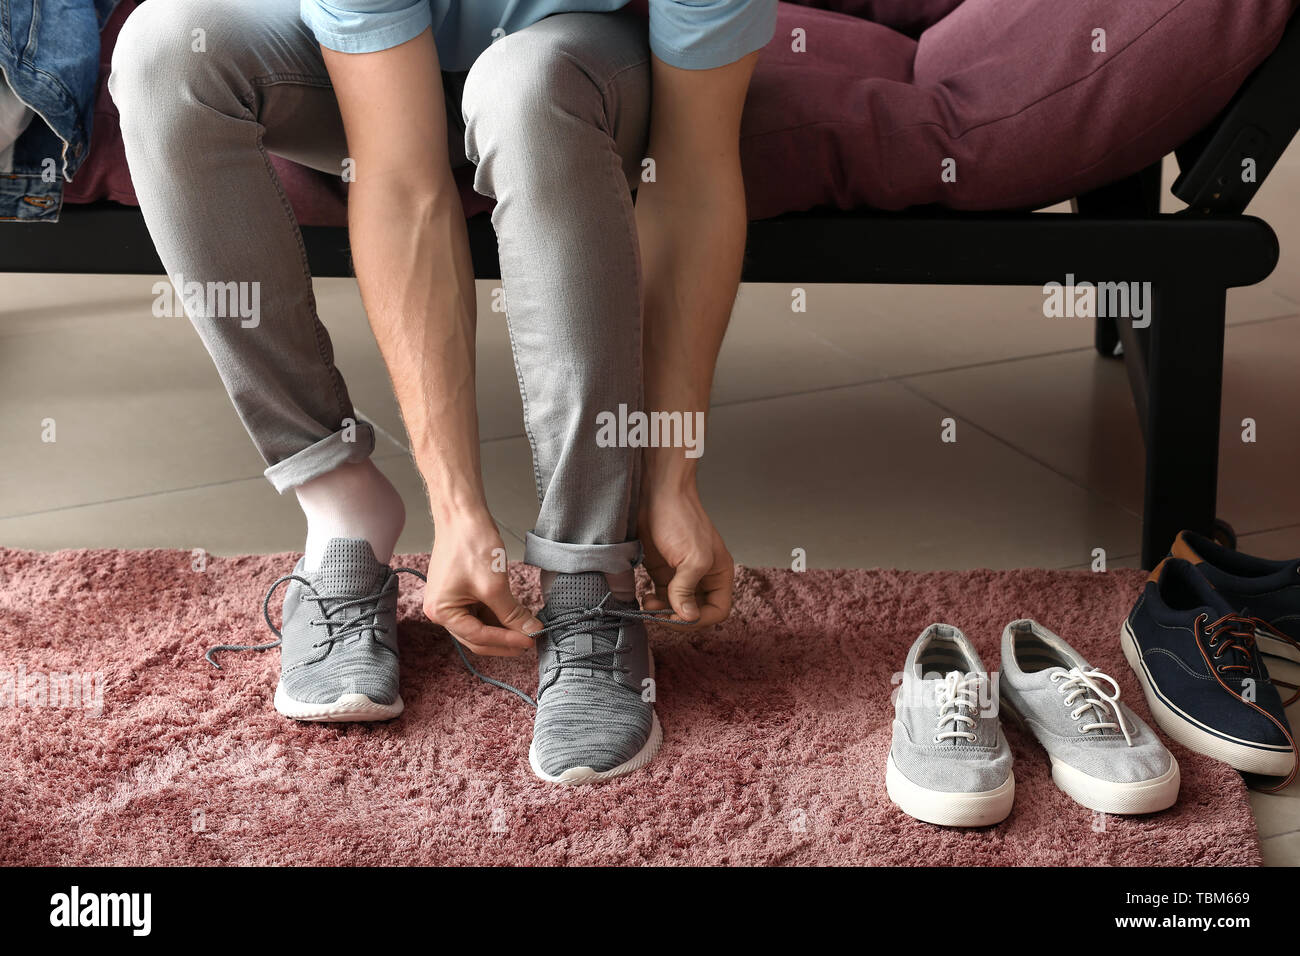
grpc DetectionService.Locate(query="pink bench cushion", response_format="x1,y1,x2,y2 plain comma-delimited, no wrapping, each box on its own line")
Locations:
68,0,1298,224
743,0,1297,217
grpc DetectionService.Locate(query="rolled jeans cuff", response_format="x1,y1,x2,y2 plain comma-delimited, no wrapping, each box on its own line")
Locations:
263,421,376,493
524,532,642,574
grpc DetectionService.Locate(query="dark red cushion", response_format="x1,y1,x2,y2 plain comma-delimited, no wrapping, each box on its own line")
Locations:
780,0,965,37
741,0,1299,217
68,0,1300,224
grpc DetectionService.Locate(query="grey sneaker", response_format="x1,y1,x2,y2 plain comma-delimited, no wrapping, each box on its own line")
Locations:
528,572,664,785
206,538,404,722
886,624,1015,827
1000,619,1179,814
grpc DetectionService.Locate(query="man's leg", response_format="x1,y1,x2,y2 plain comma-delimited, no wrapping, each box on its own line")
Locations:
463,12,649,574
462,12,658,783
110,0,453,720
110,0,409,567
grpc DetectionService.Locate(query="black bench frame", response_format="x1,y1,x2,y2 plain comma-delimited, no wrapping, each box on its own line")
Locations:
3,14,1299,569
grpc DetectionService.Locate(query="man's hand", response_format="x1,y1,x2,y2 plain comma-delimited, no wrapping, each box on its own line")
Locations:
423,513,542,656
632,52,754,632
638,479,734,628
324,30,524,652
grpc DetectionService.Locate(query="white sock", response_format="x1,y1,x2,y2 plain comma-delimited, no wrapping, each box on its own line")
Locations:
294,459,406,571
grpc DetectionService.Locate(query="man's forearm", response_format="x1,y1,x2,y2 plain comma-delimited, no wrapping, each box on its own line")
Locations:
320,34,491,527
348,178,489,522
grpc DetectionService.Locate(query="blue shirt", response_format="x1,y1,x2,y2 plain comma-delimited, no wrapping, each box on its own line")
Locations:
301,0,776,71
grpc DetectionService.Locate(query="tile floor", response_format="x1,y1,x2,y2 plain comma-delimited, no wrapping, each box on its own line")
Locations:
2,151,1298,863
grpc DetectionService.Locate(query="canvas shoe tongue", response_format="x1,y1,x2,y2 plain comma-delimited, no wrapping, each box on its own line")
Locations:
1050,669,1120,736
1183,575,1261,669
1165,562,1256,663
1181,562,1239,622
308,538,387,597
1203,613,1262,676
933,671,982,746
1046,655,1136,738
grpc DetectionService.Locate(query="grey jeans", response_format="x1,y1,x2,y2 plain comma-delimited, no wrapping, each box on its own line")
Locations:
110,0,649,574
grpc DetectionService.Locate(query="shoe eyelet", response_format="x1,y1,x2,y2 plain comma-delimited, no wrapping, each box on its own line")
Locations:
933,735,942,743
1077,726,1088,734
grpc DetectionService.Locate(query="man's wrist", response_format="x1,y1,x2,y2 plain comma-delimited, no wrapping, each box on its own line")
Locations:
414,462,492,527
640,450,699,497
430,499,495,529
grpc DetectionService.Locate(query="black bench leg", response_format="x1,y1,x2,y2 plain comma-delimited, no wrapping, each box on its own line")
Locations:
1141,282,1226,568
1095,315,1120,356
1076,162,1162,362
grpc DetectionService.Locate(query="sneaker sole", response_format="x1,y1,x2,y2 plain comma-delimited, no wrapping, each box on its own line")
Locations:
885,752,1014,827
528,711,662,786
1121,620,1294,776
1049,754,1180,815
1256,628,1300,665
273,683,404,722
1000,693,1180,814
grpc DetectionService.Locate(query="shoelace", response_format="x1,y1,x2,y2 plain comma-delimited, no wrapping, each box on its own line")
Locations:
204,567,536,706
526,592,678,684
203,569,684,710
1049,666,1134,746
1201,614,1259,674
933,671,980,743
204,567,418,669
1201,614,1300,704
1196,612,1299,792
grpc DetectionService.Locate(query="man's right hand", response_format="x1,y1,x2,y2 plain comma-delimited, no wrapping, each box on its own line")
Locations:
423,513,541,657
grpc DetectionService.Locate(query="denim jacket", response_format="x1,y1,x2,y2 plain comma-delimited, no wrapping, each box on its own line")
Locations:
0,0,120,221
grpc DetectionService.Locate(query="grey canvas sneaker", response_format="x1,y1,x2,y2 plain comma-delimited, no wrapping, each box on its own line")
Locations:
886,624,1015,827
206,538,405,722
1000,619,1179,814
528,571,666,785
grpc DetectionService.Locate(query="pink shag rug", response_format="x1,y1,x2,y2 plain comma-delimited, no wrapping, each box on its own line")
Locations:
0,547,1260,866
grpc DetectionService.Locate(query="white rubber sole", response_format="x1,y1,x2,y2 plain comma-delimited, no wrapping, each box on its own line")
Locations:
1121,620,1294,776
1050,754,1180,815
529,712,662,786
1256,628,1300,665
273,683,404,722
885,752,1015,827
1000,693,1180,814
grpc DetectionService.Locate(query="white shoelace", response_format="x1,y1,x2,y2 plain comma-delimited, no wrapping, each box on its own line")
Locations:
934,671,981,743
1049,666,1134,746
